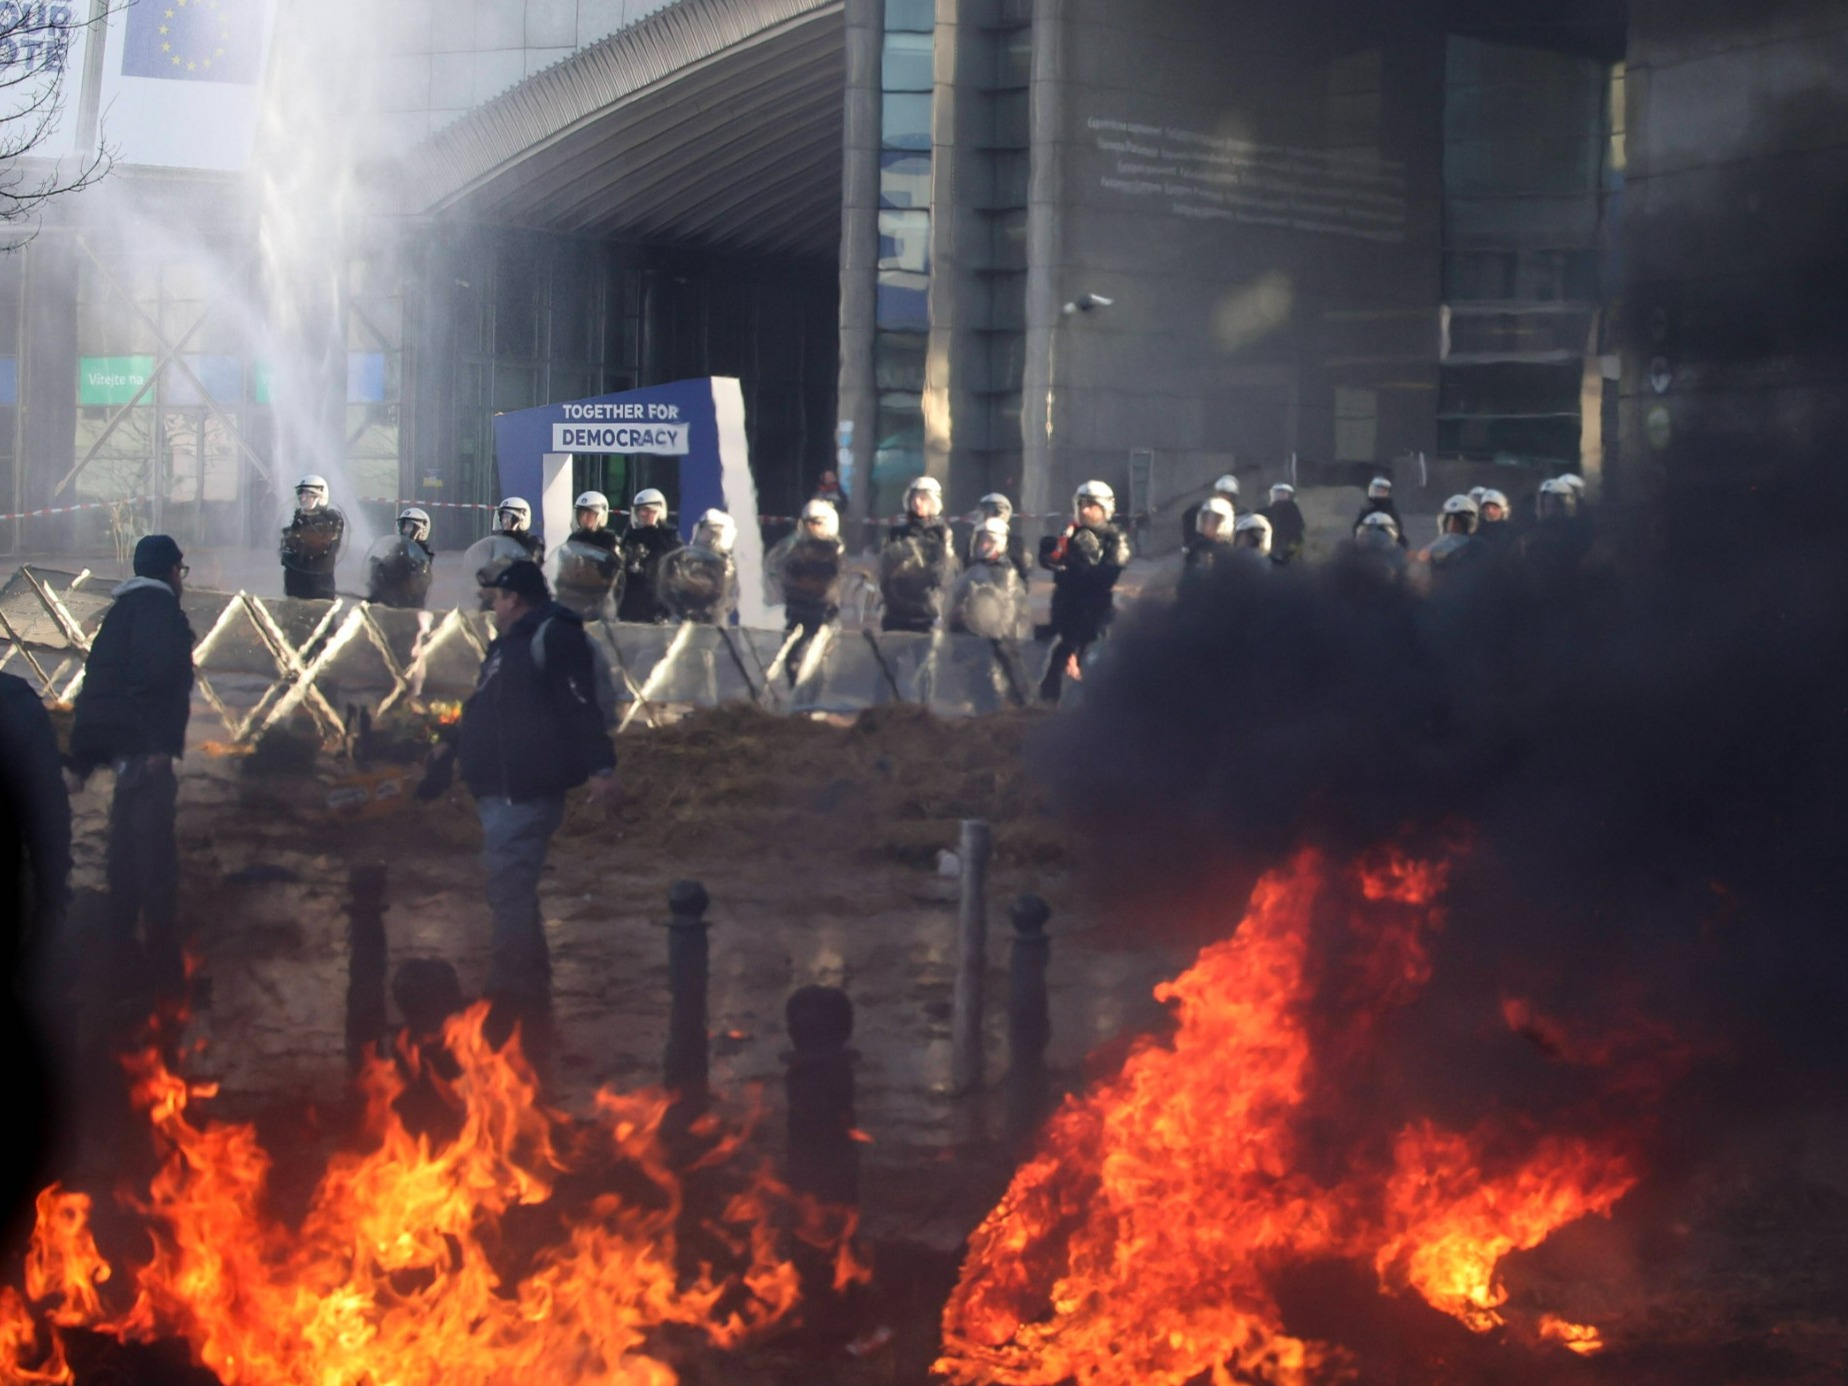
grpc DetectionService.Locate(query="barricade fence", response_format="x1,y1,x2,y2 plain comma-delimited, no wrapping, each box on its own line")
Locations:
0,566,1050,744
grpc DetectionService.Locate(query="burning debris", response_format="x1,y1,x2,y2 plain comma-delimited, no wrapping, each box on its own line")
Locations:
935,849,1647,1385
3,1005,866,1385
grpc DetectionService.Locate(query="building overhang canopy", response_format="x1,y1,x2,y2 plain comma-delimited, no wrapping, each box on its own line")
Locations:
395,0,844,260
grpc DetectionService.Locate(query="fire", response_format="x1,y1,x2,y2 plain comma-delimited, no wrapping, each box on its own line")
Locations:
5,1004,863,1384
937,849,1642,1385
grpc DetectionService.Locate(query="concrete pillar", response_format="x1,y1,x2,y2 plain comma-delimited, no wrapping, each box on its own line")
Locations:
1019,0,1070,533
837,0,885,545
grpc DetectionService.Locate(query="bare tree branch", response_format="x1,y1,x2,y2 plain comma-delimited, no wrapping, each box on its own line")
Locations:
0,1,123,229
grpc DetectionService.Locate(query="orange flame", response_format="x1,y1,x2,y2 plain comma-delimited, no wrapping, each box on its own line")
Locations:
7,1004,864,1384
937,849,1640,1385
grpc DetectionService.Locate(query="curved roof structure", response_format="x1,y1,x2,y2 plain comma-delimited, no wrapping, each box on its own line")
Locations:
397,0,844,259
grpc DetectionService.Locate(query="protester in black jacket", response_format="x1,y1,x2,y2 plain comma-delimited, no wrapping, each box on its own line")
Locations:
616,489,681,624
457,561,617,1035
70,534,196,1003
0,669,70,1232
1039,481,1131,702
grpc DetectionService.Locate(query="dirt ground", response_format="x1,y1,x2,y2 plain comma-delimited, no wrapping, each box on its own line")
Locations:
55,703,1188,1247
29,701,1848,1384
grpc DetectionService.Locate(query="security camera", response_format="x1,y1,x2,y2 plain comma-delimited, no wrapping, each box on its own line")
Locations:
1061,293,1116,315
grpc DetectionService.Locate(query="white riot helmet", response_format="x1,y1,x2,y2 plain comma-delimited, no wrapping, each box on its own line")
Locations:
397,507,431,543
1234,513,1273,554
1212,474,1241,500
1355,510,1401,547
1468,486,1488,505
631,488,668,526
1074,479,1116,523
694,508,736,555
574,491,610,526
971,516,1010,564
1478,489,1509,520
905,475,943,519
1270,482,1296,502
1439,494,1480,535
800,498,840,539
1367,476,1393,499
1196,495,1235,541
1537,477,1579,520
496,497,531,533
1559,473,1586,495
295,474,329,508
977,492,1013,522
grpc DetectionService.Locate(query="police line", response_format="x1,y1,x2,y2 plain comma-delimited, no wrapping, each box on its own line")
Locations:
0,567,1051,745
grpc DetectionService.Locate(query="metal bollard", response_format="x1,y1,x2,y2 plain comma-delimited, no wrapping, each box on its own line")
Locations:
663,880,711,1120
345,863,389,1070
784,984,859,1207
950,818,993,1095
1005,893,1053,1148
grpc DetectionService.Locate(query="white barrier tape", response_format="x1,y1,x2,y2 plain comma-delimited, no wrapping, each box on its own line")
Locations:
0,498,152,522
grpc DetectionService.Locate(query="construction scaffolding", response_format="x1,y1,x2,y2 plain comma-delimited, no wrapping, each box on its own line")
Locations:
0,567,1048,742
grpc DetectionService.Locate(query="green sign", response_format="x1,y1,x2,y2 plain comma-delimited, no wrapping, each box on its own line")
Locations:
78,356,156,407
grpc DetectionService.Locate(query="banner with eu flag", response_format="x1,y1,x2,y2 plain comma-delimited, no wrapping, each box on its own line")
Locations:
122,0,264,84
98,0,277,168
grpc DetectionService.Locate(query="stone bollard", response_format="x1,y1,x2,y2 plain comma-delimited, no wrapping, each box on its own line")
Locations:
344,863,389,1070
1005,893,1053,1149
784,984,859,1208
663,880,712,1124
950,818,993,1095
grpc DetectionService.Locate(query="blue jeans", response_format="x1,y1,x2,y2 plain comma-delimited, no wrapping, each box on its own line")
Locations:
476,794,565,1004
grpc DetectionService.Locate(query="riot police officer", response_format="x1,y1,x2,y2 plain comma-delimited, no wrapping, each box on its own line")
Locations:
659,509,738,624
1261,482,1306,565
1354,477,1407,548
617,488,681,624
1419,494,1485,587
879,476,958,633
949,517,1028,639
1180,473,1239,548
495,497,544,560
1232,512,1273,565
975,492,1032,582
463,498,542,611
1039,480,1130,702
552,490,623,622
280,473,346,599
365,506,436,609
767,499,845,676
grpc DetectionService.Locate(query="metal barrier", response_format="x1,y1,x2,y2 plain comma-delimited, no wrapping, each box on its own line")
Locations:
0,566,1049,741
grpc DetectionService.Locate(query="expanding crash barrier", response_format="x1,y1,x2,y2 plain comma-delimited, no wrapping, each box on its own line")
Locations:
0,567,1047,742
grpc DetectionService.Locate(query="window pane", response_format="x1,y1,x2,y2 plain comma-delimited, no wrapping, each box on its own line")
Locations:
882,31,933,91
885,0,934,32
880,150,931,209
881,92,932,151
875,332,927,391
876,270,929,331
878,210,931,273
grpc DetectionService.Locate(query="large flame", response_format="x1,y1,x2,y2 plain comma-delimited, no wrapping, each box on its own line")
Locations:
4,1004,864,1384
937,849,1639,1385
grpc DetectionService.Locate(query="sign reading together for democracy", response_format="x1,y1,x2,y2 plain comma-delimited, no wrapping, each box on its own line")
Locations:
551,400,691,455
493,379,749,544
